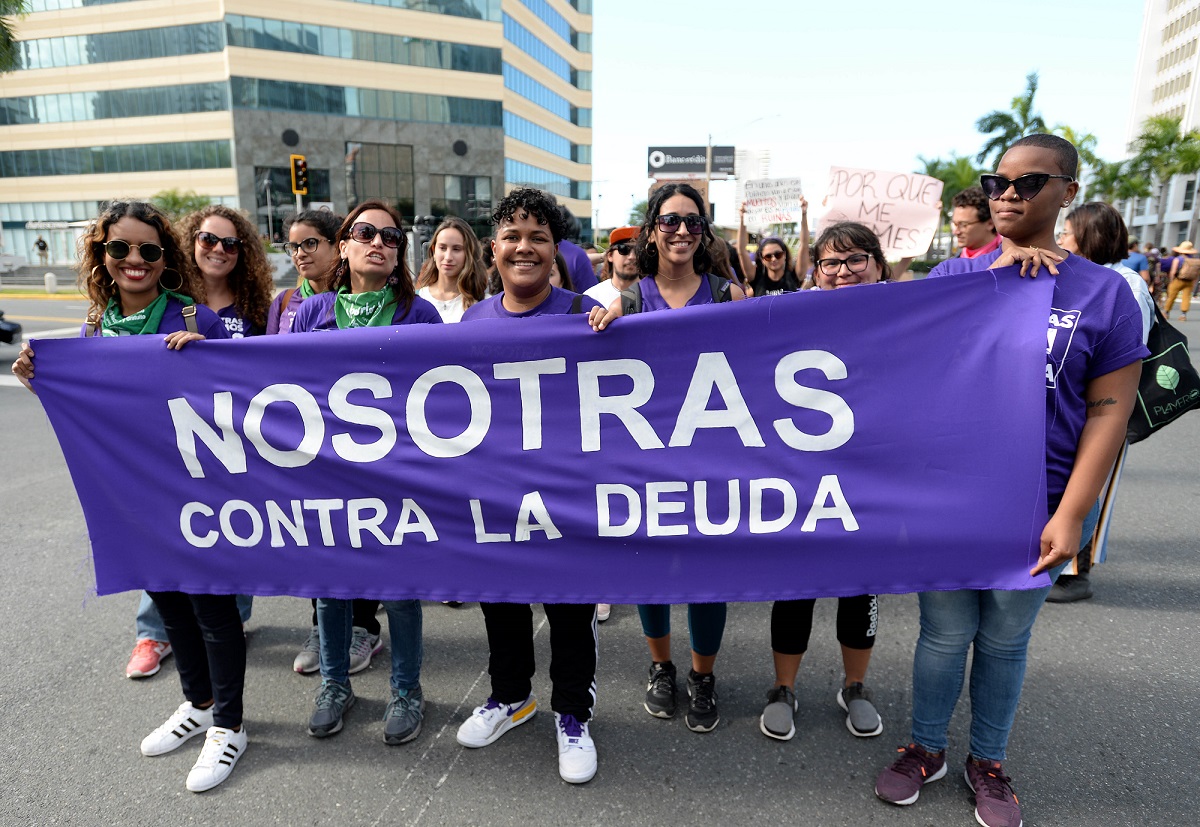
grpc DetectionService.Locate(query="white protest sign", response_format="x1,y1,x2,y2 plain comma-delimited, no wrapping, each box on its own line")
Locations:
743,178,805,226
818,167,944,259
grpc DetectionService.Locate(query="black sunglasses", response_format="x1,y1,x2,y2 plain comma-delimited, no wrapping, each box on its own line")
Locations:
348,222,404,249
612,242,635,255
104,239,163,263
760,251,785,262
655,213,707,235
980,173,1074,201
196,231,242,254
282,237,326,256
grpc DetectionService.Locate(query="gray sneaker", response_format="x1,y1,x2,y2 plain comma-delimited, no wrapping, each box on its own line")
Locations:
383,686,425,745
308,680,355,737
759,685,798,741
348,627,383,674
293,626,321,674
837,682,883,737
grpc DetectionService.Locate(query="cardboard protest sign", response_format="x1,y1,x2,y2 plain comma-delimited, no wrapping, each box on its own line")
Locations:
819,167,944,259
743,178,805,226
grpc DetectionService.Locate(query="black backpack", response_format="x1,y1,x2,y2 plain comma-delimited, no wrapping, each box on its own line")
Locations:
620,274,732,315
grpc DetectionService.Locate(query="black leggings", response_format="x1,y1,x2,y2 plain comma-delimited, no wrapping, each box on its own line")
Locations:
770,595,878,655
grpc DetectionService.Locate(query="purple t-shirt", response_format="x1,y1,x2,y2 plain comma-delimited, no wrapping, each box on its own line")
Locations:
461,286,602,320
216,304,264,338
265,287,309,335
79,297,229,339
930,250,1149,503
292,292,443,332
559,239,598,291
636,275,719,312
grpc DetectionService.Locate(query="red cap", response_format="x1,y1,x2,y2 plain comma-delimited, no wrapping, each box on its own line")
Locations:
608,226,639,245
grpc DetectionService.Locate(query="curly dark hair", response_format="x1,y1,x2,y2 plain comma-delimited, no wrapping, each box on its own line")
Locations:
951,186,991,225
810,221,893,282
177,204,274,330
325,199,415,319
491,188,569,243
78,200,199,316
634,183,722,277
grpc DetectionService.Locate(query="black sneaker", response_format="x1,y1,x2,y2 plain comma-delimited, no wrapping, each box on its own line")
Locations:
643,661,677,718
1046,573,1093,603
686,670,719,733
308,680,355,737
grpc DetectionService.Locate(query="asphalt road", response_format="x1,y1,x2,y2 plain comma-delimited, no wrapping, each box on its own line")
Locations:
1,311,1198,826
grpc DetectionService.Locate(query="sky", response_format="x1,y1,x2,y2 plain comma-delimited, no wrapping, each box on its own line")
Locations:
588,0,1146,230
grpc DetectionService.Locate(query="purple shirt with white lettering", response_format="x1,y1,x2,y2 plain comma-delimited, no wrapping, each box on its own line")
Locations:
291,291,443,332
266,287,309,335
929,250,1148,504
461,286,602,320
216,304,264,338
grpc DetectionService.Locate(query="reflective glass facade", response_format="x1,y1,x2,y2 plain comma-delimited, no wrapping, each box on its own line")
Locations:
346,142,415,215
506,159,588,200
16,23,225,70
334,0,500,20
225,15,501,74
28,0,135,10
1,141,232,178
0,82,229,126
503,14,570,82
502,63,570,121
230,77,502,125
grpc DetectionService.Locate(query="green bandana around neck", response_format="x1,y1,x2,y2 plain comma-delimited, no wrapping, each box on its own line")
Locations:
299,279,318,299
99,290,193,337
334,285,397,329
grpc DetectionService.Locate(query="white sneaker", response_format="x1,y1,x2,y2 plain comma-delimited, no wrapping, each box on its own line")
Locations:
456,694,537,748
186,726,247,792
554,712,597,784
596,604,611,623
141,701,214,757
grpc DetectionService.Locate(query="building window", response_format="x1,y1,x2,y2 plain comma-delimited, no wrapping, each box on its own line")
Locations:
16,23,225,70
430,174,494,237
0,141,231,178
505,159,588,201
503,15,570,82
0,82,229,126
336,0,500,21
346,143,414,218
1177,223,1189,245
1185,180,1196,212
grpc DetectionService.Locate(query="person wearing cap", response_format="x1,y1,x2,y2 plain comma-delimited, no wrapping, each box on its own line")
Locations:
1164,240,1198,321
584,226,641,308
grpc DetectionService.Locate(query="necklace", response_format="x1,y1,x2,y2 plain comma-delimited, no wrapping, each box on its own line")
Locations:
658,270,697,282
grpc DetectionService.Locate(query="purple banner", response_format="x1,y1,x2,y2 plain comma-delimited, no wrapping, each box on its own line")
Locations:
32,269,1054,602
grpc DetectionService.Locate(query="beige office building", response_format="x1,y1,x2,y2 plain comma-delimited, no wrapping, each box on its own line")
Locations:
0,0,592,263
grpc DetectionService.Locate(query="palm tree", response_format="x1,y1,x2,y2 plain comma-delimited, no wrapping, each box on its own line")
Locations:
975,72,1048,167
1,0,29,75
1087,159,1151,208
151,189,213,222
1052,124,1100,200
1129,115,1200,248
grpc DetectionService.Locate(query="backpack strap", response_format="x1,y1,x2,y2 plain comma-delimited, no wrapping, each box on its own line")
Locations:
182,304,199,334
282,287,297,310
620,286,643,316
707,273,733,303
84,311,101,337
569,293,584,314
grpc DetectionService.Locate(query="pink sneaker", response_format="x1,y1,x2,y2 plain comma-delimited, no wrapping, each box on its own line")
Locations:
126,639,172,679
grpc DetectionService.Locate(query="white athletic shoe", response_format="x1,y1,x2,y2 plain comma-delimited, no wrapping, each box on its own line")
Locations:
185,726,247,792
140,701,214,757
456,695,537,748
555,712,597,784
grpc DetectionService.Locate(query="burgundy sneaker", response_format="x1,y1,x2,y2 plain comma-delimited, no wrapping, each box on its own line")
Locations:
964,756,1023,827
875,743,947,805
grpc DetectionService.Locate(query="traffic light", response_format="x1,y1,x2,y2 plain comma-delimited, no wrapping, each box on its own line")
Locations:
290,154,308,195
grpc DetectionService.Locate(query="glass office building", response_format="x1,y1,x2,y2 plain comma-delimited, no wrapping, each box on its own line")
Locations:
0,0,592,263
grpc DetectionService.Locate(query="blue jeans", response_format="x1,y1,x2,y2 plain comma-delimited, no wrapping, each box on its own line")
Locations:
316,597,422,691
910,504,1100,761
136,590,252,642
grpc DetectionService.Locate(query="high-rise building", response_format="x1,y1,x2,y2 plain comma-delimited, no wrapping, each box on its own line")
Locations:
1124,0,1199,247
0,0,592,264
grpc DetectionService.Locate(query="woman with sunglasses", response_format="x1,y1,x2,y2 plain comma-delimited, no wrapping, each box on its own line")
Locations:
875,135,1147,827
177,205,274,339
267,209,342,335
415,216,488,323
11,201,250,793
758,221,887,745
589,182,745,734
736,199,808,296
292,200,441,746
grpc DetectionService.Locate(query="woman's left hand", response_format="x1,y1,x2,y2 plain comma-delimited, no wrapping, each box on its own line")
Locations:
164,331,205,350
989,243,1064,278
588,299,622,332
1032,510,1084,576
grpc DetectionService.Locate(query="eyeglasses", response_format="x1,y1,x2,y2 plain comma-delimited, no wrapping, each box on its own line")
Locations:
979,173,1074,201
282,237,326,256
611,242,635,256
760,251,785,262
951,220,983,231
348,222,404,248
196,231,242,254
104,239,163,263
816,253,873,276
655,213,707,235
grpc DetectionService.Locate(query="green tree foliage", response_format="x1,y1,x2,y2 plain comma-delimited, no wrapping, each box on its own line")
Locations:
628,199,648,226
1128,115,1200,247
1,0,29,75
918,154,984,253
151,189,213,223
975,72,1048,167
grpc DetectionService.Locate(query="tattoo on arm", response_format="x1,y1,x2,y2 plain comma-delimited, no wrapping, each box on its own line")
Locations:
1086,397,1118,410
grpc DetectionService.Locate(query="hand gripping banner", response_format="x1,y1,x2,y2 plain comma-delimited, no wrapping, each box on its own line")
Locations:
32,269,1054,602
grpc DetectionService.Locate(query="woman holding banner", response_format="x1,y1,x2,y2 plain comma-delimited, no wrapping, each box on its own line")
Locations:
873,135,1148,827
10,200,248,792
588,182,745,734
758,220,887,743
291,199,441,746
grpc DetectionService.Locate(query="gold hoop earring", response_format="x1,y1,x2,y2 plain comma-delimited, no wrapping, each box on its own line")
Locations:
91,264,109,281
159,267,183,291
